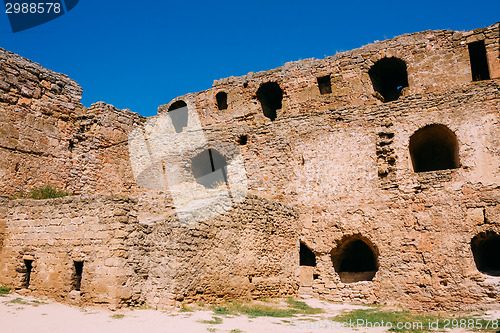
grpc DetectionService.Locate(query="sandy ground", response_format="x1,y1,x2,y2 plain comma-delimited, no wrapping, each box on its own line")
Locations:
1,293,498,333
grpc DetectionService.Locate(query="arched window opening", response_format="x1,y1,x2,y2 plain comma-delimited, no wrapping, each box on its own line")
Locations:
409,124,459,173
256,82,283,121
216,91,228,110
468,40,490,82
368,57,409,102
168,100,188,133
191,149,228,189
471,231,500,276
331,236,378,283
300,242,316,267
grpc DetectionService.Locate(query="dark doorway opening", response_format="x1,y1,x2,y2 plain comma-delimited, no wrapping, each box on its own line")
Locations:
24,259,33,289
256,82,283,121
332,237,378,283
300,242,316,267
471,231,500,276
468,40,490,81
191,149,228,189
216,91,228,110
317,75,332,95
369,57,409,102
409,124,459,173
168,100,188,133
74,261,83,291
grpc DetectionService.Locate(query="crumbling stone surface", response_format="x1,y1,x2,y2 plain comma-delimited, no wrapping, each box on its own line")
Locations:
0,47,145,196
67,102,145,195
124,194,298,308
0,194,298,309
0,23,499,311
0,195,134,307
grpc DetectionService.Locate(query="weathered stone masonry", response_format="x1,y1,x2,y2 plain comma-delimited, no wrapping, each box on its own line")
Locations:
0,22,499,311
0,194,299,308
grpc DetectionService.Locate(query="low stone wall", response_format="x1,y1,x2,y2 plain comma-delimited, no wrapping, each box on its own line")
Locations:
0,194,299,309
0,195,135,307
125,194,299,308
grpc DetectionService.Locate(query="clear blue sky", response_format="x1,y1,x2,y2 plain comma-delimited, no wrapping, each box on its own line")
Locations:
1,0,499,117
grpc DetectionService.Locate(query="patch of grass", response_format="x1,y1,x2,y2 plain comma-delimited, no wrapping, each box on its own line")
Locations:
286,297,323,315
211,298,323,318
331,308,500,333
0,286,10,295
5,297,46,307
212,305,230,315
11,185,70,200
110,314,125,319
30,300,46,307
9,298,28,305
200,316,223,325
246,305,296,317
206,329,216,333
230,329,245,333
180,302,192,312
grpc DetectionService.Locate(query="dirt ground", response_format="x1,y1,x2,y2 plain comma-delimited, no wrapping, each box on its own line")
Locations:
1,292,499,333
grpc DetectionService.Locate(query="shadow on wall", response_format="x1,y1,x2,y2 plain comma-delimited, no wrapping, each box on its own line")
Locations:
168,101,189,133
190,148,229,189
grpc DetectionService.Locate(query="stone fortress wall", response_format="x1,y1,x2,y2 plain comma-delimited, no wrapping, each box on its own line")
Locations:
0,22,499,310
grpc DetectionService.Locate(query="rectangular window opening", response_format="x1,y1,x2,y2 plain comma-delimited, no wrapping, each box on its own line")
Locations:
24,259,33,289
468,40,490,81
317,75,332,95
74,261,83,291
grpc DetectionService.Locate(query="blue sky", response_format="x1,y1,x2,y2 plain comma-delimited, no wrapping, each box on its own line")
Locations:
1,0,499,117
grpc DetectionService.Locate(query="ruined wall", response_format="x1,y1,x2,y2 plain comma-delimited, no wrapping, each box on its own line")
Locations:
0,47,81,195
125,194,299,308
172,23,500,129
0,48,144,197
0,194,299,308
0,195,135,307
0,23,499,311
67,102,144,195
180,79,500,311
151,23,500,310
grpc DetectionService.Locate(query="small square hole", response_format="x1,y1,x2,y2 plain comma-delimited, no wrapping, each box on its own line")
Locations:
317,75,332,95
